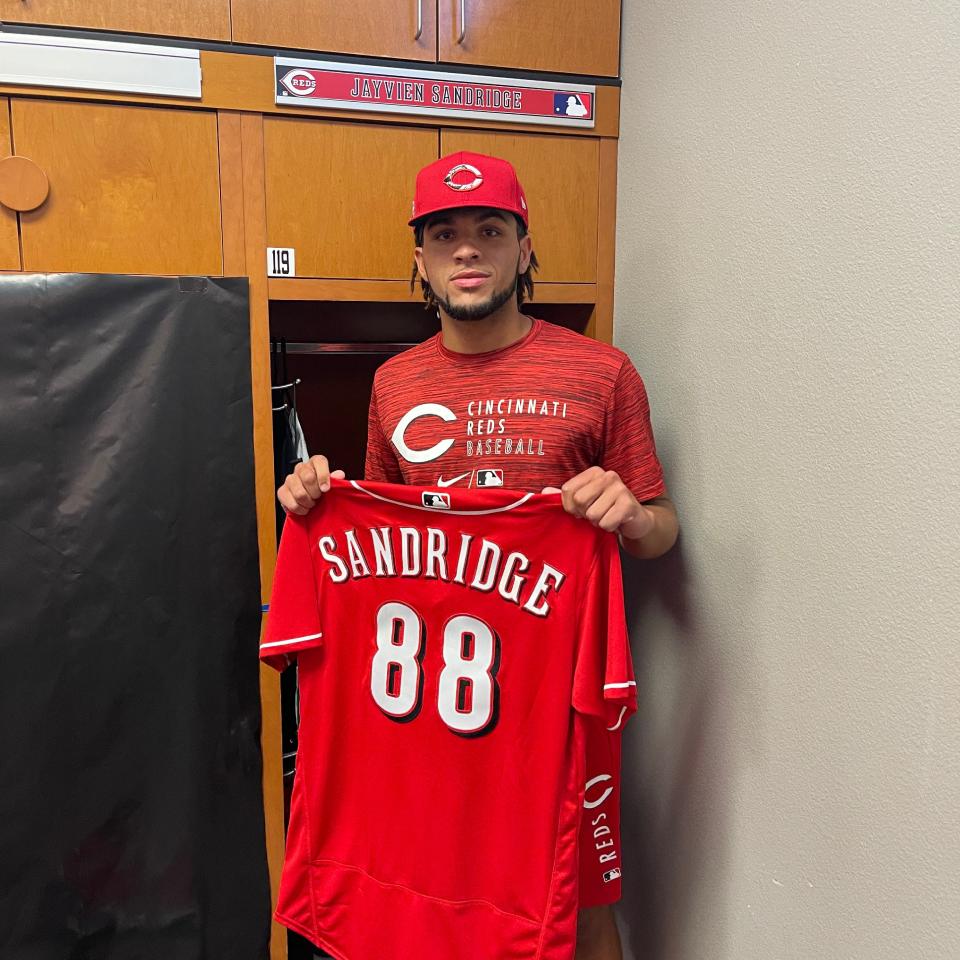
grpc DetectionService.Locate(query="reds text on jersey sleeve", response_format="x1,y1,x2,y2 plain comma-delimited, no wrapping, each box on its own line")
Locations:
261,478,637,960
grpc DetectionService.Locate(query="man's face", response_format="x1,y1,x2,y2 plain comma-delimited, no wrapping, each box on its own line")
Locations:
414,208,533,322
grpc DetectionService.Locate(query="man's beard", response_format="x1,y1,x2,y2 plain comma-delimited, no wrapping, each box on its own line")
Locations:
434,271,519,322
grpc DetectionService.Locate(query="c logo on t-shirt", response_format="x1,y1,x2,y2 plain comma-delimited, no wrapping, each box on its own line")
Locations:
391,403,457,464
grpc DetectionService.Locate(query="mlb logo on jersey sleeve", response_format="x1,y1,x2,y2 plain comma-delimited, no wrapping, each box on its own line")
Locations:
476,469,504,488
603,868,622,883
422,492,451,509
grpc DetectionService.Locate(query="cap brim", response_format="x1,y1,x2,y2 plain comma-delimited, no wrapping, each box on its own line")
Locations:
409,200,524,227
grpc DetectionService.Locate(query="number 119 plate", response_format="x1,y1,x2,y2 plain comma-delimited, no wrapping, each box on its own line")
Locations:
267,247,296,277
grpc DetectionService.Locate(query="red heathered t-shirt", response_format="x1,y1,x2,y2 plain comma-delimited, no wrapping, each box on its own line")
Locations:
364,317,666,501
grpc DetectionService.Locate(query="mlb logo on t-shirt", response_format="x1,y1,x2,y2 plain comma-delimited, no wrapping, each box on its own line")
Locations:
603,868,622,883
476,469,504,488
422,492,451,509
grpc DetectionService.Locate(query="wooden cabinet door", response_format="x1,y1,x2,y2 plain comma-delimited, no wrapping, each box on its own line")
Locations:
438,0,620,78
0,99,20,271
13,100,223,275
0,1,231,41
232,0,436,63
441,130,598,283
263,119,436,280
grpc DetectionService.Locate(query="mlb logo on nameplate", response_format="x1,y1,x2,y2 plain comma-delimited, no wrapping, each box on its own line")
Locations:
603,868,622,883
553,93,590,118
422,492,451,509
476,469,504,488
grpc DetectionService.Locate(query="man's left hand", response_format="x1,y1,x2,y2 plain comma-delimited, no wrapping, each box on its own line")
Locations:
543,466,654,541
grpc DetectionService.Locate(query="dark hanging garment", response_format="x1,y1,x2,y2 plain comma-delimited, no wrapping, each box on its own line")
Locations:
268,343,307,847
271,342,308,543
0,274,270,960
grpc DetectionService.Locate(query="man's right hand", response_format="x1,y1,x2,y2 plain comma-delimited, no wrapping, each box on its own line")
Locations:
277,455,346,515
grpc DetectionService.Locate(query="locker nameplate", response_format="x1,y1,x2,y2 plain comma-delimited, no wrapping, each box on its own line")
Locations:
275,58,595,129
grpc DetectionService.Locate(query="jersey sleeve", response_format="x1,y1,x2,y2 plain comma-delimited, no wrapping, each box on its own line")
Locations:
364,382,404,483
600,359,666,503
572,534,637,732
260,514,324,671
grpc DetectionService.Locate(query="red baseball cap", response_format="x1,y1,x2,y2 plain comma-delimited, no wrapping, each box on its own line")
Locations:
409,151,529,228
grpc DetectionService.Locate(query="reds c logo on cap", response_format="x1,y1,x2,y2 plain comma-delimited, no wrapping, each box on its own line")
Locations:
444,163,484,192
409,150,529,227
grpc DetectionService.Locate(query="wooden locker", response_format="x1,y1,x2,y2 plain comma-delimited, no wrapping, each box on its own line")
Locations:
441,129,599,284
0,0,231,41
0,99,20,271
232,0,436,63
13,100,223,276
438,0,621,78
263,118,436,280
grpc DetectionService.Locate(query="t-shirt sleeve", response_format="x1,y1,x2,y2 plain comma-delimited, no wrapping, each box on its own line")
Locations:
364,382,404,483
572,533,637,732
600,359,666,503
260,514,324,671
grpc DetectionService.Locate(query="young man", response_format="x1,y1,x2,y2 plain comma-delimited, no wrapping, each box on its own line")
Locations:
277,151,679,960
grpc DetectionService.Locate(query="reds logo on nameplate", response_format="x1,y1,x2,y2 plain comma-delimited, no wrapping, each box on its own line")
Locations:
278,69,317,97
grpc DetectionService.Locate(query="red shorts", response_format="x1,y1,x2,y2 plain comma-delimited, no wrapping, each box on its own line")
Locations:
578,719,625,907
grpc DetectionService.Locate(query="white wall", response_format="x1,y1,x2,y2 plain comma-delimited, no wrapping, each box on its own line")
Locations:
614,2,960,958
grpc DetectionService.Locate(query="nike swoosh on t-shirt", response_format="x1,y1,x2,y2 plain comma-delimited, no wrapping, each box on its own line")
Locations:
436,472,472,488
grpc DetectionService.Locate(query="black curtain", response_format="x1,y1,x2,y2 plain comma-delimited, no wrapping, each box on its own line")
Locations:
0,274,270,960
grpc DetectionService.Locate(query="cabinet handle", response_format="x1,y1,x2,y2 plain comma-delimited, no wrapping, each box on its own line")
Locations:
414,0,423,40
457,0,466,44
0,155,49,213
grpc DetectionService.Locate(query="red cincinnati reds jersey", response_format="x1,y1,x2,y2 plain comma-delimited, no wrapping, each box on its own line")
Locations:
261,479,636,960
363,316,662,906
364,316,665,501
